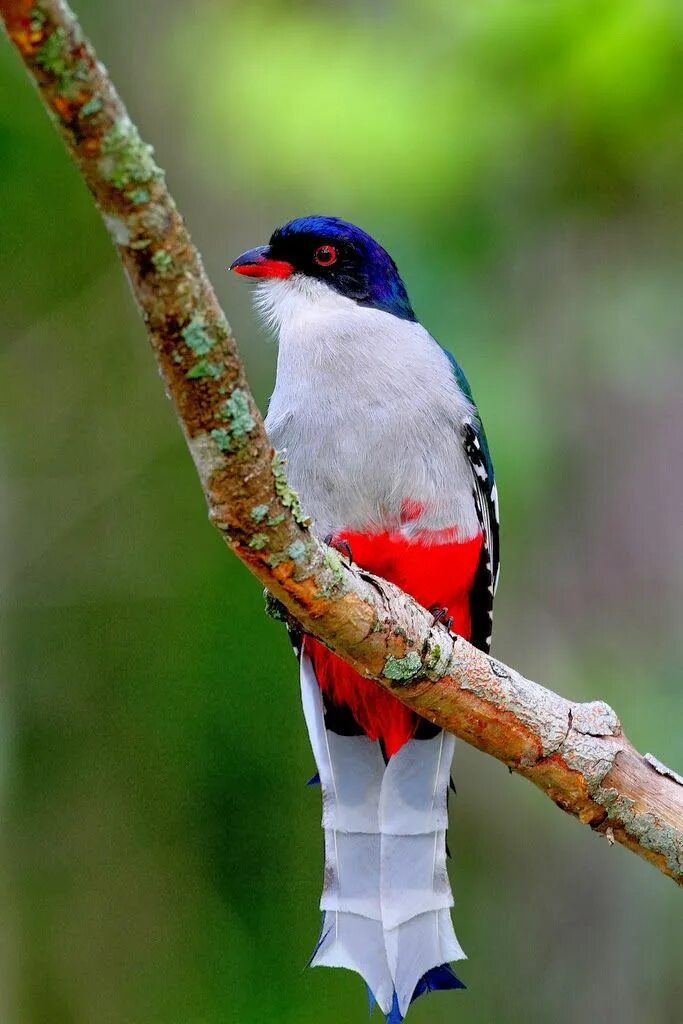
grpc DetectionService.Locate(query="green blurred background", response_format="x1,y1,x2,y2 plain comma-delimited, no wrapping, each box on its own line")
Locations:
1,1,681,1021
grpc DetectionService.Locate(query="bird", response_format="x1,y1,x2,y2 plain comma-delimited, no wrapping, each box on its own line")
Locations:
230,216,499,1022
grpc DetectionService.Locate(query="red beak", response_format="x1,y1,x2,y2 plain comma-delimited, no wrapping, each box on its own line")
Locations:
230,245,293,279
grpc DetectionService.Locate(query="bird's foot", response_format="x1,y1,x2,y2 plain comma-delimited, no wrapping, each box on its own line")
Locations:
324,534,353,562
429,604,454,631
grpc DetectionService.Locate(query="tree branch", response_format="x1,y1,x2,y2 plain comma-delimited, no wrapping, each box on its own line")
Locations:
3,0,682,886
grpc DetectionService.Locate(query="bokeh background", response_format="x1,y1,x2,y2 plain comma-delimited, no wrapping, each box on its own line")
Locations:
1,1,682,1022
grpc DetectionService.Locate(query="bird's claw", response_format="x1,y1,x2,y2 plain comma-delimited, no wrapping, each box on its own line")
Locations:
324,534,353,562
429,605,454,631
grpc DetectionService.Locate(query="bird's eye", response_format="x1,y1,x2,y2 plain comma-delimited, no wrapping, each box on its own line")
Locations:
313,244,337,267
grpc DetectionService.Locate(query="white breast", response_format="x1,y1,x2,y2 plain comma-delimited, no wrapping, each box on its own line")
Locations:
257,276,480,541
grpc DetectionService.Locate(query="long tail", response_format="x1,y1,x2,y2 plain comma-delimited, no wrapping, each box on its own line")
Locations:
300,653,466,1020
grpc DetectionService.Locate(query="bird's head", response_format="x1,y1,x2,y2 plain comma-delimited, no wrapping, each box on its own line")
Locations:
230,216,415,322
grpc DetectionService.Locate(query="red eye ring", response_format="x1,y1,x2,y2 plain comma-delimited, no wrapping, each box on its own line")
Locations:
313,244,337,267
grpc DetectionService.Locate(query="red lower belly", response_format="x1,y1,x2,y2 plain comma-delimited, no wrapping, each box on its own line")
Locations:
307,526,483,756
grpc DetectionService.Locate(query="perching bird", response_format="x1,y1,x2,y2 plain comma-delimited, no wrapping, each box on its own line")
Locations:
231,217,499,1023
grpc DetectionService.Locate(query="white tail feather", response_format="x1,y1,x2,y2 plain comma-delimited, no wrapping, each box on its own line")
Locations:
313,912,395,1012
300,654,466,1017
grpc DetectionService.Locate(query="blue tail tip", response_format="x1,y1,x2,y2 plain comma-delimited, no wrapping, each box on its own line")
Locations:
382,964,465,1022
413,962,466,998
387,991,402,1024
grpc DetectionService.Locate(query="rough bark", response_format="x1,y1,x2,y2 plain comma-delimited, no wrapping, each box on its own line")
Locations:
2,0,682,886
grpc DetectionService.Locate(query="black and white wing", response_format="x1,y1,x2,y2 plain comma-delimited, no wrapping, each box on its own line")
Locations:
446,351,500,654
